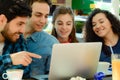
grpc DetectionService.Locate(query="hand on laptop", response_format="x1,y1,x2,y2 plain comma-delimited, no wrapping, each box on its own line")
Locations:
10,51,41,66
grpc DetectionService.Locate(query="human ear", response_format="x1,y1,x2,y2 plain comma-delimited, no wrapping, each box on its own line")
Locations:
0,14,7,31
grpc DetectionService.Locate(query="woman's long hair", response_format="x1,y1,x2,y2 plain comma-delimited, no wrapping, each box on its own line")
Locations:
85,8,120,56
51,6,78,43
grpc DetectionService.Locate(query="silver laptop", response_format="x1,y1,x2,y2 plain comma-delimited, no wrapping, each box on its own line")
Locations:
49,42,102,80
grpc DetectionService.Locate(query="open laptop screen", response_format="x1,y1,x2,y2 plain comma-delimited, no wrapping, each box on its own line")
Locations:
49,42,102,80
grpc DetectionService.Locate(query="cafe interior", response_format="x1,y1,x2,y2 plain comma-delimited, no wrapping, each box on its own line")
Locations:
3,0,120,80
32,0,120,80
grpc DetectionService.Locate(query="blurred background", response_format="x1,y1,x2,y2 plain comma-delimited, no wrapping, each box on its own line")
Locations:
26,0,120,42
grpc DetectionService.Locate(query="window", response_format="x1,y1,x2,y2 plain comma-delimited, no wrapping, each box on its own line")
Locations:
103,0,111,3
94,0,111,3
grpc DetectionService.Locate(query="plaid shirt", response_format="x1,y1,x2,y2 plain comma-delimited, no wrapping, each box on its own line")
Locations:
0,35,30,79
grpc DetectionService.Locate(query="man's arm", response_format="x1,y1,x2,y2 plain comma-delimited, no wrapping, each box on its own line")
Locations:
0,54,12,74
10,51,41,66
0,51,41,73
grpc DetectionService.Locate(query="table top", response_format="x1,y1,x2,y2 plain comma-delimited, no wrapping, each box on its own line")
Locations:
31,75,112,80
103,76,112,80
31,62,112,80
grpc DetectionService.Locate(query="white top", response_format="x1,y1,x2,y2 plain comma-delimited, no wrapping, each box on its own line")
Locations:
0,42,4,55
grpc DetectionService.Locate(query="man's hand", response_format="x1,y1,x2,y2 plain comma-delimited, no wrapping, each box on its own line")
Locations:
10,51,41,66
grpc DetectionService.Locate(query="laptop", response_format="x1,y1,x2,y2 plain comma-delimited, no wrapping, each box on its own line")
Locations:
49,42,102,80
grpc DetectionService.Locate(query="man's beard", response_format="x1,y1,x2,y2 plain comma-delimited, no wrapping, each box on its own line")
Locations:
1,31,20,43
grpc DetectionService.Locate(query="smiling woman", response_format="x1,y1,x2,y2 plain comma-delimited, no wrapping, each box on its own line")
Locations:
51,6,79,43
43,15,86,42
84,8,120,63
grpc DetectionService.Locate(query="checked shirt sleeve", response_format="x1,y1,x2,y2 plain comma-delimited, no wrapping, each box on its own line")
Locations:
0,54,12,74
0,35,30,79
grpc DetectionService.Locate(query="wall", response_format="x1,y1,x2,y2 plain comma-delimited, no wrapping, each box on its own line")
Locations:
111,0,120,18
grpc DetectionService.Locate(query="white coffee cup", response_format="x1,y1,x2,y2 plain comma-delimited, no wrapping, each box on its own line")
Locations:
97,62,110,72
2,69,23,80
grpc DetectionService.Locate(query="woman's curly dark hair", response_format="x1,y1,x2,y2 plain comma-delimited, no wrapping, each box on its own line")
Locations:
85,8,120,56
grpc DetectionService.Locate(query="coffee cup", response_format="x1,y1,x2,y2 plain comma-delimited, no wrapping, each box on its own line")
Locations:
97,61,110,72
2,69,23,80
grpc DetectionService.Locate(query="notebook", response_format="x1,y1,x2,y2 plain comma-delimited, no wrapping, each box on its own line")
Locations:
49,42,102,80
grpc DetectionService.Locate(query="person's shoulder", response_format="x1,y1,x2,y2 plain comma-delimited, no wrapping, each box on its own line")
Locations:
42,31,59,43
38,31,53,37
18,34,25,41
34,31,59,43
42,31,59,42
115,37,120,46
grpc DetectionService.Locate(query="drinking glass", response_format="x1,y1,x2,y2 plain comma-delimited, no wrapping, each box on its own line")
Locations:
112,54,120,80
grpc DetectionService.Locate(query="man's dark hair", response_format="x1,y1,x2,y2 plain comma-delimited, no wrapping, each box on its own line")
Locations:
0,0,32,22
29,0,52,7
